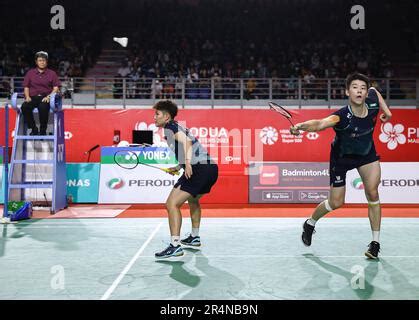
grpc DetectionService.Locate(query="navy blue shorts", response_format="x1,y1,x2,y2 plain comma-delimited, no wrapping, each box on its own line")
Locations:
330,148,380,187
175,163,218,197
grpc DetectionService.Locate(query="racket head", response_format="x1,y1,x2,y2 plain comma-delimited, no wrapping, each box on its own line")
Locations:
113,150,139,169
268,101,293,119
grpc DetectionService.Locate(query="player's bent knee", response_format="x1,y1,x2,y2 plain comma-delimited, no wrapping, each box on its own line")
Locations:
166,200,182,210
329,199,344,210
188,200,200,208
365,190,379,202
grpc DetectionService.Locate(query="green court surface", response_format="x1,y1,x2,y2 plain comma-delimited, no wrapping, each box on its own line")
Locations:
0,218,418,300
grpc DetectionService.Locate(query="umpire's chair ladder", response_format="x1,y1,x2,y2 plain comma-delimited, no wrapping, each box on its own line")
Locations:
8,93,67,214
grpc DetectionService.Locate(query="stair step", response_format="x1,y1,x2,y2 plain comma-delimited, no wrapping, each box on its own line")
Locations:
10,182,53,188
13,160,54,164
15,135,54,140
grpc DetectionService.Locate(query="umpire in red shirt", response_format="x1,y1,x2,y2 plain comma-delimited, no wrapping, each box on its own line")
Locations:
22,51,61,135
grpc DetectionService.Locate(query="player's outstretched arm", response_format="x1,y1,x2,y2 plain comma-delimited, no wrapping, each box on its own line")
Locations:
290,115,340,136
370,87,392,122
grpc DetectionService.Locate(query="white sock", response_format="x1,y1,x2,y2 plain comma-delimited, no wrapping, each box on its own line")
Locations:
372,231,380,243
171,236,180,246
307,218,317,227
191,228,200,237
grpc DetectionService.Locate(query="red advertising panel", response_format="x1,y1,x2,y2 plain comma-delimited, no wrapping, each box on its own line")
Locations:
1,108,418,204
42,109,418,163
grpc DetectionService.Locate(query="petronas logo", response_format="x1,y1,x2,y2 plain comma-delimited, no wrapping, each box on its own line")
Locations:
107,178,124,190
352,178,364,190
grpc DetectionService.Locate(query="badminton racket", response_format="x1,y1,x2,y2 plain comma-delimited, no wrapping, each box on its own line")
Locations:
268,101,295,127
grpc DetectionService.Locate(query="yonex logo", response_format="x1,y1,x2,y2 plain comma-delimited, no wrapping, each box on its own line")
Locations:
260,127,278,145
379,123,406,150
107,178,124,189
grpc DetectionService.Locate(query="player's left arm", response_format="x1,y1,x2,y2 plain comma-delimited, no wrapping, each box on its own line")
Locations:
174,131,193,179
370,87,392,122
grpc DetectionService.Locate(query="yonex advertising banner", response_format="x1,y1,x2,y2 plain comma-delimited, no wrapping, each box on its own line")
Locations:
249,162,330,203
66,163,100,203
98,147,181,203
345,162,419,204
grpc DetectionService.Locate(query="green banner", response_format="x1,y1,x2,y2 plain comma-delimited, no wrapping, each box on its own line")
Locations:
66,163,100,203
101,147,177,165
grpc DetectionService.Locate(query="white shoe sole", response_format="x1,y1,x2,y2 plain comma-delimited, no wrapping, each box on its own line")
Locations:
364,252,379,260
155,251,185,260
181,242,201,249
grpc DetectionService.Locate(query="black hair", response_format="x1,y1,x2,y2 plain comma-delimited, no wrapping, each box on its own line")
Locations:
153,100,178,119
345,72,370,89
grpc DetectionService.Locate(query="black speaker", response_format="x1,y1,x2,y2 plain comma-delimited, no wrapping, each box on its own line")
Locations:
132,130,153,145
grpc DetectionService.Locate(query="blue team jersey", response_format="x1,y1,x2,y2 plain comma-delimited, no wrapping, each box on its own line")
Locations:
331,88,380,156
164,120,213,167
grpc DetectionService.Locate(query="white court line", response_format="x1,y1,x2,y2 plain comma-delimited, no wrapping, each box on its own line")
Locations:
100,222,163,300
135,255,419,258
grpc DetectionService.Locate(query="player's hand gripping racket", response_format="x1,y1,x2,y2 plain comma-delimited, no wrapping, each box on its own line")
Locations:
269,101,301,135
113,150,180,175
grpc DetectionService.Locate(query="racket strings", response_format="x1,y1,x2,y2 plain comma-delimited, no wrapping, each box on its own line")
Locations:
269,102,292,119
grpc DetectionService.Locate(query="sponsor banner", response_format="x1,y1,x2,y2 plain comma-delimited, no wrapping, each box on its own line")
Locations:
101,146,177,165
249,162,330,203
99,166,180,203
99,147,180,203
1,109,419,163
346,162,419,204
66,163,100,203
1,108,410,164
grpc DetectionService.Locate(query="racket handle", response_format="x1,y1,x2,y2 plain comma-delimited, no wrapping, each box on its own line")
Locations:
163,168,180,176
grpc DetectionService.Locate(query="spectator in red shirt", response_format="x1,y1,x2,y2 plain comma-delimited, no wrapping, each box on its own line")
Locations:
22,51,61,135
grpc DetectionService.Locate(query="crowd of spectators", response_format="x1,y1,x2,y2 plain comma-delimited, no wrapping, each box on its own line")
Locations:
115,0,417,81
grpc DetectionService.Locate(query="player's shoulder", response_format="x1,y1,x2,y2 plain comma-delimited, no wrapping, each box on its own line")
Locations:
332,105,350,118
164,120,180,133
164,121,178,131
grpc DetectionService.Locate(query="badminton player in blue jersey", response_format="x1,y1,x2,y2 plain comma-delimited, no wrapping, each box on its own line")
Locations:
153,100,218,259
290,73,392,259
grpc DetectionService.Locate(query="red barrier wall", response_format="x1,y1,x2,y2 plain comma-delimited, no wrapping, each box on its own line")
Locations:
2,108,419,203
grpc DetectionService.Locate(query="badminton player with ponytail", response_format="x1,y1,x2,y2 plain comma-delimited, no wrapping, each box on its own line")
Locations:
153,100,218,259
290,73,392,259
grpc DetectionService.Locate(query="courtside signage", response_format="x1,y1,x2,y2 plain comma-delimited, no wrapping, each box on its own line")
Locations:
249,162,330,203
346,162,419,203
98,147,179,203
